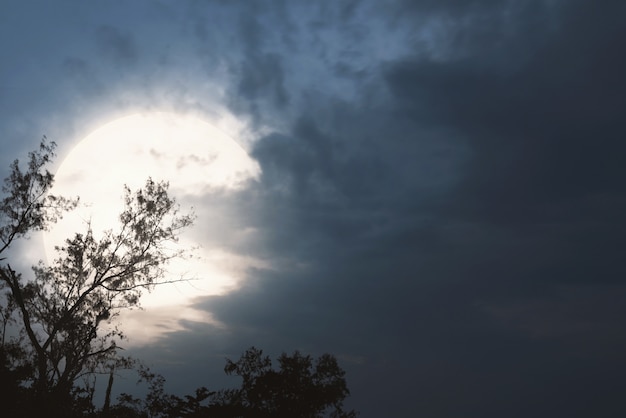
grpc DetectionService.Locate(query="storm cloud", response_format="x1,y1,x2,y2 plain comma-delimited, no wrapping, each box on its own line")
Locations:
2,0,626,416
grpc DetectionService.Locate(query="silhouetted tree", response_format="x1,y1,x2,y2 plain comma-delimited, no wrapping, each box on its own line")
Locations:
111,364,194,418
0,140,193,415
217,347,357,417
111,347,357,418
144,347,358,417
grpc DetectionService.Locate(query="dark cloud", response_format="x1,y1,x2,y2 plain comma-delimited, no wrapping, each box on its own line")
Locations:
236,53,289,112
3,0,626,416
150,1,626,416
95,25,138,65
386,1,626,220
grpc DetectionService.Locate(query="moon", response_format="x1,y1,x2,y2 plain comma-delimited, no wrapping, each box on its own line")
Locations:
44,112,263,341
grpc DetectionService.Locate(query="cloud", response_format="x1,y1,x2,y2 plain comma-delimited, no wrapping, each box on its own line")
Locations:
147,1,626,415
234,52,289,117
95,25,138,66
3,0,626,416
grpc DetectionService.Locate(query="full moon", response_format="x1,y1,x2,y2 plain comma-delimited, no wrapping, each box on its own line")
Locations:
44,112,262,341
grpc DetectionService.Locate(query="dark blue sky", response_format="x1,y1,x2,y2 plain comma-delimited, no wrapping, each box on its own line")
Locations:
2,1,626,416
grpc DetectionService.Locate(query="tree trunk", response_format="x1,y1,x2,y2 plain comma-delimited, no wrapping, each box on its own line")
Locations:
102,368,115,416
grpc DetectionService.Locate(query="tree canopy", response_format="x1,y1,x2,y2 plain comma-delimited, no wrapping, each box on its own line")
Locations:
0,140,193,415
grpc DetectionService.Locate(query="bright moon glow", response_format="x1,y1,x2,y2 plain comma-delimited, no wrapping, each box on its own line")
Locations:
44,112,263,343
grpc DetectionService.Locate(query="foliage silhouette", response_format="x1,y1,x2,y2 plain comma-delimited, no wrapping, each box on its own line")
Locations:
0,139,193,415
113,347,358,418
216,346,358,418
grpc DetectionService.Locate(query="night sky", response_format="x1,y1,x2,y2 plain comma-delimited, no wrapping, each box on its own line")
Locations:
2,1,626,416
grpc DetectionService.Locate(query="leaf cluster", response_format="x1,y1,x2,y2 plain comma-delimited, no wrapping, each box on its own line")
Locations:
0,138,78,251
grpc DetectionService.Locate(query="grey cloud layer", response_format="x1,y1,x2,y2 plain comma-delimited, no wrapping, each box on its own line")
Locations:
2,0,625,416
174,1,626,416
